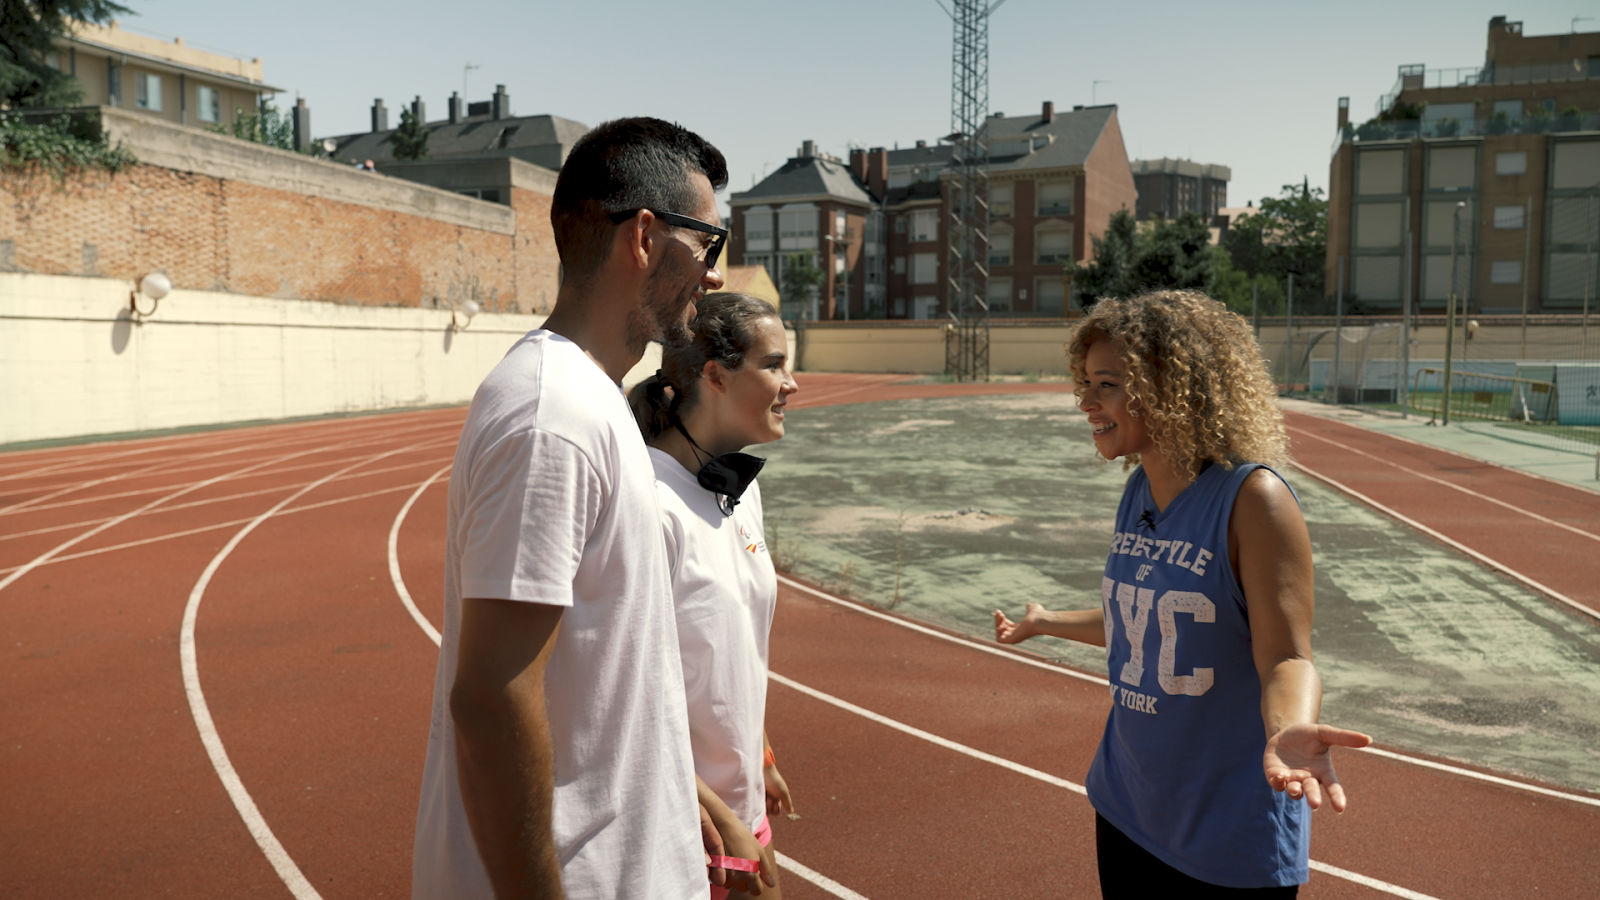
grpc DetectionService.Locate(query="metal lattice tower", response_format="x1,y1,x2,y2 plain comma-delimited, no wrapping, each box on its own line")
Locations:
944,0,998,382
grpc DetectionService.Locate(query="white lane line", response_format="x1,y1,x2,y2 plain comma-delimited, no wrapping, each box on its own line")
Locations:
386,491,875,900
0,480,443,576
1306,861,1440,900
778,574,1109,686
768,671,1087,794
0,417,444,515
388,466,450,646
183,440,439,900
774,852,874,900
1290,460,1600,623
768,672,1440,900
0,455,453,542
1288,425,1600,544
779,575,1600,808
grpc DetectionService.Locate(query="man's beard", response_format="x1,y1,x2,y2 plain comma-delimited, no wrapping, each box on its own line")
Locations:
627,249,696,353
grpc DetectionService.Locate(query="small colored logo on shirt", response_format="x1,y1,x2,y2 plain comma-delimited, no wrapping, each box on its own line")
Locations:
739,524,767,555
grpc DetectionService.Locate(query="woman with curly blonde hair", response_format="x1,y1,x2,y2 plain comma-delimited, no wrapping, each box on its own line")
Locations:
994,290,1369,897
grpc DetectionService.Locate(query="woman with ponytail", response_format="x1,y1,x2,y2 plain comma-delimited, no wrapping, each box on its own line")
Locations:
628,292,799,898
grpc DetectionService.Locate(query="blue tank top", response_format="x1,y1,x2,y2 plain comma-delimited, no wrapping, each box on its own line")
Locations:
1085,462,1308,889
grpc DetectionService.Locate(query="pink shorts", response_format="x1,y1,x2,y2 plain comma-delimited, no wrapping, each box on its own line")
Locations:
709,814,771,900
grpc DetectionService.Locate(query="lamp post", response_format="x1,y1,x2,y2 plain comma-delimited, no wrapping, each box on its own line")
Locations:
1442,201,1464,425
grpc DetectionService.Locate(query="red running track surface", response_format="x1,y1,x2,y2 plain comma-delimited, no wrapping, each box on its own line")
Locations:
2,376,1597,899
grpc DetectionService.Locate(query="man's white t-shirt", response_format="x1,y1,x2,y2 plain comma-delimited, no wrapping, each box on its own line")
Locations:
651,448,778,833
413,332,703,900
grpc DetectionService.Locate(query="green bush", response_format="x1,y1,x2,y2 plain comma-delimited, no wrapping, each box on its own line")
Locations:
0,113,135,179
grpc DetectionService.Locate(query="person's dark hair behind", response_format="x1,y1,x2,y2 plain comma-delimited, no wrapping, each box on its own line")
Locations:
629,292,780,441
551,117,729,292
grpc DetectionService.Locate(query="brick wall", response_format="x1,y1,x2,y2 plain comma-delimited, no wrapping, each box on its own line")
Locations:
0,107,560,313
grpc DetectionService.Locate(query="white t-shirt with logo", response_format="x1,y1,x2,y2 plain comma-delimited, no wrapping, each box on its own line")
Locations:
651,448,777,833
413,332,703,900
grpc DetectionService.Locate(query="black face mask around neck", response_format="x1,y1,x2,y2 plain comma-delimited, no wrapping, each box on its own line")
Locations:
673,420,766,517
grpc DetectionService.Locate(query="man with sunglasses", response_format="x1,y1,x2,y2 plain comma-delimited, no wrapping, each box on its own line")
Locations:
414,117,727,900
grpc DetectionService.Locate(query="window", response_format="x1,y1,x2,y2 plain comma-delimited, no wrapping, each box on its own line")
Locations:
1548,253,1594,301
778,205,817,250
888,171,911,189
1038,182,1073,216
197,86,221,123
1492,100,1522,120
744,207,773,252
1551,141,1600,190
911,253,937,284
1427,146,1476,191
1421,102,1473,125
913,296,938,320
989,230,1012,265
1036,229,1071,264
1422,253,1473,302
1496,152,1527,176
1493,205,1525,229
744,255,772,280
987,277,1012,312
910,209,938,242
893,256,906,275
894,216,906,234
1357,149,1404,195
1035,278,1066,314
1351,256,1402,302
1549,198,1598,244
1354,203,1403,248
1424,200,1473,248
135,72,162,111
1490,261,1522,284
892,297,907,317
990,184,1013,218
835,210,847,238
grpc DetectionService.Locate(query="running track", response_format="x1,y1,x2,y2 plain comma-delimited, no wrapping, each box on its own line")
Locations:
3,374,1597,898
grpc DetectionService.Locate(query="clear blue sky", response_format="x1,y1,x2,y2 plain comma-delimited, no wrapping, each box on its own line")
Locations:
122,1,1590,213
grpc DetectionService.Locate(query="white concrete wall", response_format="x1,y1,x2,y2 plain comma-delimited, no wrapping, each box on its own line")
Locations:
0,272,543,444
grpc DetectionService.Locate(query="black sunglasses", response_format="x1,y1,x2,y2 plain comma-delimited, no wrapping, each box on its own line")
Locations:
609,208,728,270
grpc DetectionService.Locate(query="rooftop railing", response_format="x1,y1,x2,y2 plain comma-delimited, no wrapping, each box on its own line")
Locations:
1333,110,1600,156
1376,61,1599,116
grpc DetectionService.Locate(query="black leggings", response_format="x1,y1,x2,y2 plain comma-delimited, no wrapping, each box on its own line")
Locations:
1095,813,1300,899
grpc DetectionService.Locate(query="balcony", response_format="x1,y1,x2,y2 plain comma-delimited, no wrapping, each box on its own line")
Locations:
989,253,1011,266
1333,110,1600,156
1037,204,1073,216
1377,62,1600,116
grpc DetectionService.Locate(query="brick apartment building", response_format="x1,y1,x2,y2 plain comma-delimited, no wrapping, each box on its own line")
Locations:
729,101,1137,320
1130,158,1230,223
1329,16,1600,314
727,141,880,320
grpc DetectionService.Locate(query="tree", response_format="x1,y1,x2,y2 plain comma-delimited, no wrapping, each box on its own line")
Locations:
391,107,429,161
1134,210,1212,292
1068,208,1140,306
779,251,824,316
1222,181,1328,312
208,98,293,151
1209,245,1285,317
0,0,131,109
1069,208,1215,307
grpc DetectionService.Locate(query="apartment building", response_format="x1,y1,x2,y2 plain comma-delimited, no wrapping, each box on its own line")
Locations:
727,141,880,320
1130,158,1230,223
1329,16,1600,314
50,20,281,132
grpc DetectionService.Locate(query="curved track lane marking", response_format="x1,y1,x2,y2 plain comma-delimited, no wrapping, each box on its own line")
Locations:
0,432,421,596
1,455,454,543
182,441,441,900
1289,460,1599,623
0,476,454,575
1288,425,1600,543
766,673,1440,900
385,479,872,900
777,574,1600,808
389,466,450,646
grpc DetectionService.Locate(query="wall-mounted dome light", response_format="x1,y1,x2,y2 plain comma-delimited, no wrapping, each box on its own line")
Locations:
452,298,480,332
130,272,171,322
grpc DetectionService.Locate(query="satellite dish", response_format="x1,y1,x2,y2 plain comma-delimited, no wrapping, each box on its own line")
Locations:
321,137,337,153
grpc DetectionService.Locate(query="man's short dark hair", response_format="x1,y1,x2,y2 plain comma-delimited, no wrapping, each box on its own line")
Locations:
551,118,729,290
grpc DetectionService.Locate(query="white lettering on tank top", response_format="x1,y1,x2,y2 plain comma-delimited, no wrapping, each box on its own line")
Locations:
1106,579,1217,698
1115,582,1155,686
1157,590,1216,696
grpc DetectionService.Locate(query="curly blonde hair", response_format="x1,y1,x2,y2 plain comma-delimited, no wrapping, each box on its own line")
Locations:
1067,290,1288,478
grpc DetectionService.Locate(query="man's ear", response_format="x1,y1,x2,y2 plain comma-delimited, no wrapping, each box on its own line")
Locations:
611,210,656,272
701,359,731,396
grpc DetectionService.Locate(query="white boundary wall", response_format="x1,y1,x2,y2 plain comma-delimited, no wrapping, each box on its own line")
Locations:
0,272,547,445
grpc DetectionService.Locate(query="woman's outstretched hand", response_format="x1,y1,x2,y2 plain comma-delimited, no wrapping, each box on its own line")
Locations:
993,602,1045,644
1263,723,1373,812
